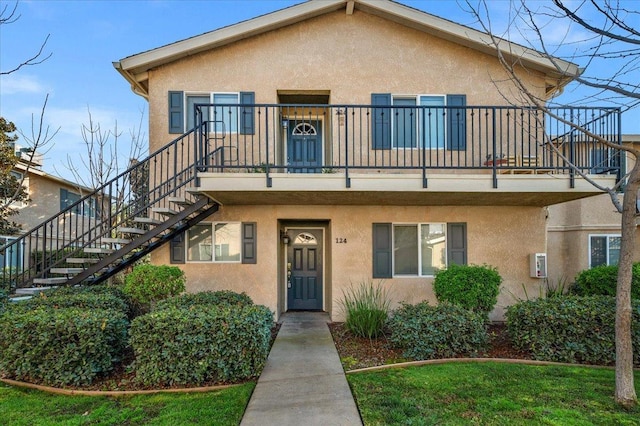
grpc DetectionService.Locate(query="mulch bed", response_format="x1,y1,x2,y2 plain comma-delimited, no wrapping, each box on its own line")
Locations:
328,322,531,371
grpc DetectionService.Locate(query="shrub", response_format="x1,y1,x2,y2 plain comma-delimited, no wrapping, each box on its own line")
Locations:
0,289,7,314
7,289,130,315
155,290,253,311
387,301,488,360
0,267,20,296
123,264,185,311
129,304,273,386
338,281,391,339
571,263,640,300
506,296,640,365
0,307,129,386
433,264,502,317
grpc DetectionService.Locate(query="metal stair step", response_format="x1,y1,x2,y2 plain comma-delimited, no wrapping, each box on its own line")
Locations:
84,247,115,254
50,268,86,275
152,207,179,216
66,257,101,264
117,227,146,235
32,278,68,285
101,237,131,245
15,286,55,295
168,196,192,206
134,217,162,225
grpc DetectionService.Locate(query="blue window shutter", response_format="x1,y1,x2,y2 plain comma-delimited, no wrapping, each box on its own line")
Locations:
446,94,466,150
447,222,467,265
372,94,391,150
242,222,257,264
240,92,255,135
168,91,184,134
373,223,392,278
170,232,186,264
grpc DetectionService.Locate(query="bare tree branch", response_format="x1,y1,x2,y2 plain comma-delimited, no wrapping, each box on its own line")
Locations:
0,1,51,75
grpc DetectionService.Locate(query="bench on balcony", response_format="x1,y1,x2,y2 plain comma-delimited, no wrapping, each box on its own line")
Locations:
500,156,553,174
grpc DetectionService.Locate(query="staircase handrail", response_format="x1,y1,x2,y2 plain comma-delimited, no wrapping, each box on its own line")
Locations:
0,126,201,290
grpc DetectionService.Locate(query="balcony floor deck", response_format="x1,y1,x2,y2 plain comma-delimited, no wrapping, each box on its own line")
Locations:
194,172,615,207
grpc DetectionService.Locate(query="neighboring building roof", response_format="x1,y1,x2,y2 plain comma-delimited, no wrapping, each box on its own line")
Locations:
114,0,580,100
14,162,94,194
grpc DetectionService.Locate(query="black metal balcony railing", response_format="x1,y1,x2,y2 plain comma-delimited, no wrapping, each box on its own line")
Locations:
194,104,622,188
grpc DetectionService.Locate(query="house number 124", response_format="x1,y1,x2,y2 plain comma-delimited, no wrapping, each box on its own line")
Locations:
335,238,347,244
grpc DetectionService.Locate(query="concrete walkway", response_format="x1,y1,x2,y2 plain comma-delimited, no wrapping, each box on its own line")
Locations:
241,312,363,426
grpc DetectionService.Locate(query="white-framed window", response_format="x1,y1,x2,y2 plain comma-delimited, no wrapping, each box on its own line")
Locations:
393,223,447,276
0,235,22,270
589,234,621,268
187,222,241,263
186,92,240,134
392,95,446,149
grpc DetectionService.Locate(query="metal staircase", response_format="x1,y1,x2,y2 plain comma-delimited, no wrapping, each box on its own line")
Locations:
1,126,217,293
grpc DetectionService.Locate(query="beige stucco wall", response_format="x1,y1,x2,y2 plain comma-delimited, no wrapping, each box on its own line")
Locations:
146,8,547,154
547,194,640,283
7,171,97,252
547,144,640,283
153,204,547,322
12,173,65,231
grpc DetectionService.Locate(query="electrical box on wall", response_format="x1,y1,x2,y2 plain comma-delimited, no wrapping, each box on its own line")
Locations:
530,253,547,278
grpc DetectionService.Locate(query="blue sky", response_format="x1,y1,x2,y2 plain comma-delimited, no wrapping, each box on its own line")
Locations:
1,0,638,182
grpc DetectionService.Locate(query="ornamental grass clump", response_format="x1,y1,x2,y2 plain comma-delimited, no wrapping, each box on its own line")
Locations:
339,281,391,339
433,264,502,318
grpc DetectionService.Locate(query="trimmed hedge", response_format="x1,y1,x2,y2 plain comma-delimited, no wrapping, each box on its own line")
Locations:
123,264,185,310
154,290,254,311
7,290,129,315
130,304,273,386
0,307,129,386
506,296,640,365
433,264,502,316
571,263,640,300
387,302,488,360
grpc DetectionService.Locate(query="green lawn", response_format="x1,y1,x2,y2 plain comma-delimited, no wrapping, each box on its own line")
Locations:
0,382,254,426
348,362,640,425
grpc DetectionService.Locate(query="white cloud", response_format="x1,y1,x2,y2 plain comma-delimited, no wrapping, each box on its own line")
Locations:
0,74,46,95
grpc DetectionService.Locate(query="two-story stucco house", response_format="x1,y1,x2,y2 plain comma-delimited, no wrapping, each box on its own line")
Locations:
1,148,99,272
2,0,625,320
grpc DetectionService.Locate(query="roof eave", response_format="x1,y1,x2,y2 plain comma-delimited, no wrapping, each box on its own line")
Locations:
114,0,581,98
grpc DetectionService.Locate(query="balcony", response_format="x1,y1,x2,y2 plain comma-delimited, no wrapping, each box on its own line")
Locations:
192,104,622,206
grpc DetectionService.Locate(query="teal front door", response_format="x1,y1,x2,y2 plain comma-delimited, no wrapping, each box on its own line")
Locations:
287,229,323,310
287,121,322,173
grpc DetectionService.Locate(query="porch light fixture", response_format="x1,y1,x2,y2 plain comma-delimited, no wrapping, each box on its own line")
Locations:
281,231,291,245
